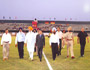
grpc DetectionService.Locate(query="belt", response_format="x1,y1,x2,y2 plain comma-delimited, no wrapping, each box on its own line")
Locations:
67,39,73,41
4,41,9,43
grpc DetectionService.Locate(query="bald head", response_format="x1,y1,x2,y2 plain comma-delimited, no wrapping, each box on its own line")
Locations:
67,26,72,32
81,28,84,32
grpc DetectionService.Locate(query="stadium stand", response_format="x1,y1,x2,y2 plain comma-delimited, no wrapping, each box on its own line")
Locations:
0,20,90,32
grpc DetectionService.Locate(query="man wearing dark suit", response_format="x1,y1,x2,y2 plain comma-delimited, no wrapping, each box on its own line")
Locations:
77,28,89,57
36,29,45,62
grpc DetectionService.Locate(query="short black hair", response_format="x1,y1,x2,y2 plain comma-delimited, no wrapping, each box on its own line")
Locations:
57,27,60,29
5,28,8,31
19,27,23,30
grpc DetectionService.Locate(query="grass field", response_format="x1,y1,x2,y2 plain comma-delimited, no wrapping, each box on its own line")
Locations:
0,36,90,70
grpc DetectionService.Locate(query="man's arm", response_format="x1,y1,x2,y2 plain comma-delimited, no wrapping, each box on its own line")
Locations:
77,37,80,44
36,35,38,46
15,34,18,47
86,32,89,43
9,34,12,46
1,34,4,47
43,35,45,48
24,34,28,47
87,36,89,43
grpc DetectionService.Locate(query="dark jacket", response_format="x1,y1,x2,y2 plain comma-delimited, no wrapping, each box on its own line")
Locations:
36,34,45,48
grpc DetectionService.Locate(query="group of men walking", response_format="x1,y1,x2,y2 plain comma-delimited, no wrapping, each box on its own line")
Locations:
1,26,45,61
49,26,89,60
0,26,89,61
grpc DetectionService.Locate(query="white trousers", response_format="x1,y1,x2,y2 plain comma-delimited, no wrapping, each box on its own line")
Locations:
3,42,10,59
29,52,34,60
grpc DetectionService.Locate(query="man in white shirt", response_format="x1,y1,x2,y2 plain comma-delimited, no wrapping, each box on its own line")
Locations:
1,29,11,61
25,26,36,61
56,27,63,55
15,27,25,59
49,27,59,60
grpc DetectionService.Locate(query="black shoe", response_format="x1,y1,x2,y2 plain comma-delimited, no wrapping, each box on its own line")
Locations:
53,59,55,61
57,54,59,56
40,59,42,62
59,53,61,55
81,55,84,57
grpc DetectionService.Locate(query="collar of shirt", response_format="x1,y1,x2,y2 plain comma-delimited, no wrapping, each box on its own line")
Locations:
19,32,23,34
29,31,32,33
56,31,62,39
4,33,9,35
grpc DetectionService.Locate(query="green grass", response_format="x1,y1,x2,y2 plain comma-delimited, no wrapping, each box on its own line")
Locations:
0,36,90,70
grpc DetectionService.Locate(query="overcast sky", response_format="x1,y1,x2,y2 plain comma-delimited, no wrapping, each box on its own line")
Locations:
0,0,90,21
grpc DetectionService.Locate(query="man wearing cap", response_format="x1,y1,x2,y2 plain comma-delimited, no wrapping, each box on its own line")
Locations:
1,29,11,61
56,27,63,55
77,27,89,57
25,26,36,61
49,27,59,60
36,29,45,62
15,27,25,59
65,26,75,59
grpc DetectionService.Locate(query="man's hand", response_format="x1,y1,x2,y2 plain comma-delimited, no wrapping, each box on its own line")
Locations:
9,44,11,46
1,45,3,47
50,46,51,48
87,37,89,43
43,46,45,48
15,44,17,47
77,37,80,44
77,40,79,44
58,46,59,48
24,43,27,47
87,40,89,43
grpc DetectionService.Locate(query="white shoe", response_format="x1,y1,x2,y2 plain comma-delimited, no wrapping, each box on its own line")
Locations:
31,59,34,61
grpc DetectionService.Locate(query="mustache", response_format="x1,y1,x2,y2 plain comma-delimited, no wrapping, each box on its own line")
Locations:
68,30,72,32
53,32,56,34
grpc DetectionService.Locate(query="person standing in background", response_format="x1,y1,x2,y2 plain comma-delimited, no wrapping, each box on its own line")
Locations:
56,27,63,55
25,26,36,61
62,30,67,48
1,29,12,61
15,27,25,59
49,27,59,60
77,27,89,57
36,29,45,62
65,26,75,59
33,29,38,55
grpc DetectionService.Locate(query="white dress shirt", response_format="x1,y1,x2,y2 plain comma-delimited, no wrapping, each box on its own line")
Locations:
25,31,36,52
15,32,25,44
49,33,59,46
56,31,63,39
1,33,11,45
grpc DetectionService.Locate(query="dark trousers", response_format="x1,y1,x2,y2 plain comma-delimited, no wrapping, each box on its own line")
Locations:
58,39,62,55
51,43,58,60
34,46,36,52
80,44,85,56
38,47,43,61
18,42,24,58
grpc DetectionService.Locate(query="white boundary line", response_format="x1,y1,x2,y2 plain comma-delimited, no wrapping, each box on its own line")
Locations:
43,51,53,70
